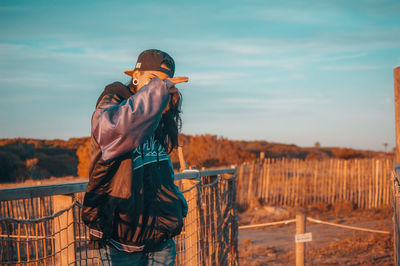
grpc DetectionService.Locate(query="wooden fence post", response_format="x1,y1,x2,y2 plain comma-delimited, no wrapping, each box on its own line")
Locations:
394,66,400,163
393,66,400,266
384,159,389,206
247,161,255,206
181,179,201,266
237,164,244,208
394,186,400,266
262,159,268,203
375,160,380,208
178,146,188,171
296,213,306,266
313,161,318,206
53,194,75,265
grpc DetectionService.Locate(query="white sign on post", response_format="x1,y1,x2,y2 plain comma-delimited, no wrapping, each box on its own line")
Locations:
295,232,312,243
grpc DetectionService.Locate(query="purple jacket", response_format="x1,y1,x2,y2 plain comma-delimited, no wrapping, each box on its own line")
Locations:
92,77,169,162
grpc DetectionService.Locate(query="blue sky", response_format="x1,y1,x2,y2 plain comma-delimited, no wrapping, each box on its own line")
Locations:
0,0,399,151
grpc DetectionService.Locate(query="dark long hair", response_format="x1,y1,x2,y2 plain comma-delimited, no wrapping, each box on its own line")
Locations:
129,79,182,154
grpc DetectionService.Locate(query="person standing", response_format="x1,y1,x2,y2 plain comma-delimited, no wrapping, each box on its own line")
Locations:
82,49,189,265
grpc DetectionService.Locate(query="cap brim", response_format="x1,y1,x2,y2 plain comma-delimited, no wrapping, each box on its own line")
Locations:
124,70,134,76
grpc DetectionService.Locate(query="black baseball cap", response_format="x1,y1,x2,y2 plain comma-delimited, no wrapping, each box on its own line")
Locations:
124,49,175,78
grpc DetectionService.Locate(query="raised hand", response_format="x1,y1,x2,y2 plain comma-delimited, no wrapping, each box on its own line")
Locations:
165,77,189,93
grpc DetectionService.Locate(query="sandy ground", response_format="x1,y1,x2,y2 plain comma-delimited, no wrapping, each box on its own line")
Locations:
238,203,393,265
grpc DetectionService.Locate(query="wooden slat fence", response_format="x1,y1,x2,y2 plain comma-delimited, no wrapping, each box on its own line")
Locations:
237,158,393,209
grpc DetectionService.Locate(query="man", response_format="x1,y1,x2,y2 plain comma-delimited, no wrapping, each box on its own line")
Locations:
82,49,188,265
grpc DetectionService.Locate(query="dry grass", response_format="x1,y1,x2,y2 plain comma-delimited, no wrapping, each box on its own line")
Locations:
239,205,394,265
307,233,393,265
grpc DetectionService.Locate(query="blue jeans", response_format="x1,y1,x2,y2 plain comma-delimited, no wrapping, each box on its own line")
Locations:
105,239,176,266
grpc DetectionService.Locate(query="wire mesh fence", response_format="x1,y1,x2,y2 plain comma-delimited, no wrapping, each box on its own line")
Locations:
0,168,238,265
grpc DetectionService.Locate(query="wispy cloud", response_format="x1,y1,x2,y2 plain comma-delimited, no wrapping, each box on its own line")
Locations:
249,7,327,24
324,53,368,62
320,64,383,71
0,93,50,104
216,42,267,55
0,76,51,88
255,74,307,83
169,27,400,71
189,71,247,86
223,97,316,108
